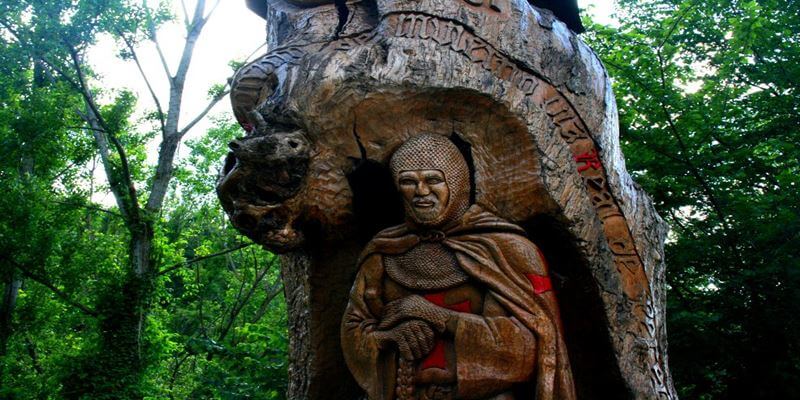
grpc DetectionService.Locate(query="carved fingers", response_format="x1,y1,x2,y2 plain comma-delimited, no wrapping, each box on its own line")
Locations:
374,320,436,360
379,295,449,333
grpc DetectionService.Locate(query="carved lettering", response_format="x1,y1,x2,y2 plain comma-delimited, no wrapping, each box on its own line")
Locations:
556,118,589,143
614,256,641,272
517,73,539,95
466,37,493,68
582,176,619,219
575,149,603,173
419,16,436,39
489,52,516,80
395,14,415,38
462,0,503,13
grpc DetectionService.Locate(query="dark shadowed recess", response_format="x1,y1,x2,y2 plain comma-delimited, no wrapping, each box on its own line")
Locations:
523,215,630,399
347,158,406,244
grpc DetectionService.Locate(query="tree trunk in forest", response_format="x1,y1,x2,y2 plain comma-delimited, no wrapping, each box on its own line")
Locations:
56,1,226,396
0,276,22,357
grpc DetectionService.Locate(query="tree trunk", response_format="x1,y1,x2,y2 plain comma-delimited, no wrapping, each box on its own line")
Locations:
0,275,22,356
221,0,678,398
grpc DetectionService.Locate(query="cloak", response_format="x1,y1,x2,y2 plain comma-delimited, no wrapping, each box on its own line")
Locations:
342,205,575,400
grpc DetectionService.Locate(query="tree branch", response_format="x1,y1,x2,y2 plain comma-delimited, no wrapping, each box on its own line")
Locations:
178,88,230,136
146,0,217,213
217,252,277,345
65,44,140,220
249,281,284,325
157,243,255,276
6,259,98,317
179,0,191,29
0,19,82,92
144,0,173,81
118,30,167,137
654,47,729,224
205,0,223,20
54,199,124,219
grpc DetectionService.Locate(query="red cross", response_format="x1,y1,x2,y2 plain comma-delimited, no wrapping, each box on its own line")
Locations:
419,293,472,370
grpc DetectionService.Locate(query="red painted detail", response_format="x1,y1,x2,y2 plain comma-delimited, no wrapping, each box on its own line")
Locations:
421,340,447,370
527,273,553,295
448,300,472,314
424,292,447,307
423,293,472,314
419,292,473,371
242,122,254,132
574,149,602,173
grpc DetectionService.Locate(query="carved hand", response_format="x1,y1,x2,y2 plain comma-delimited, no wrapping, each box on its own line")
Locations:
379,295,451,333
374,320,436,360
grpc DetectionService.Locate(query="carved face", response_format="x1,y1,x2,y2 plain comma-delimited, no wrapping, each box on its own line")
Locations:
216,131,311,253
398,169,451,226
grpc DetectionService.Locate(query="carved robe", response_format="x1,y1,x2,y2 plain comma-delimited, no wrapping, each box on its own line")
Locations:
342,205,575,400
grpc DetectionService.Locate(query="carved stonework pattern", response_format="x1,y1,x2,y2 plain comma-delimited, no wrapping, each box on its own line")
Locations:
220,0,677,399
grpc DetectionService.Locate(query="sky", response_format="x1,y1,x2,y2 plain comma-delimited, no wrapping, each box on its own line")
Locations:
86,0,617,203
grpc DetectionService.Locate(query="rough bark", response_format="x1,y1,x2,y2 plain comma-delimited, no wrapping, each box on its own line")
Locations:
220,0,678,398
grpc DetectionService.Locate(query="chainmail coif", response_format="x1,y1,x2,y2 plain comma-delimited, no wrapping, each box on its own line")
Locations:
389,134,471,228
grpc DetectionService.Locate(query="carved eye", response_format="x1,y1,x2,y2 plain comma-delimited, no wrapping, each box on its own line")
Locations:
399,179,416,186
426,177,443,184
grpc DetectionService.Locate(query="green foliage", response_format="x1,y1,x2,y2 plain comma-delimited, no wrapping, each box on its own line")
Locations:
585,0,800,398
0,2,288,398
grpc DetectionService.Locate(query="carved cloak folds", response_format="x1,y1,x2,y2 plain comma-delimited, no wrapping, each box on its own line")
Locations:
342,205,575,400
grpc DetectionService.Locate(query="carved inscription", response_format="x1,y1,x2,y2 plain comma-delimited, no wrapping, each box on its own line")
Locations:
463,0,502,13
382,14,672,399
388,14,540,95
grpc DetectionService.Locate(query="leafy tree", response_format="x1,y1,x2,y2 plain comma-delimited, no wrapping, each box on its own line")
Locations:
0,1,288,399
585,0,800,398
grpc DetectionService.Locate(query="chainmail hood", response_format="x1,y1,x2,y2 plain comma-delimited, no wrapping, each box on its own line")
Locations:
390,134,471,228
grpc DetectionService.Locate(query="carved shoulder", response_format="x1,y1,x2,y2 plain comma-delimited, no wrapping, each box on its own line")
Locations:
487,232,549,276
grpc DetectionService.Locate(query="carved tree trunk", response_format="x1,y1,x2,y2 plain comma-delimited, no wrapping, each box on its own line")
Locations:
220,0,678,399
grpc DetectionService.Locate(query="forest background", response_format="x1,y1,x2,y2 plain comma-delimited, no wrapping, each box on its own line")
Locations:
0,0,797,399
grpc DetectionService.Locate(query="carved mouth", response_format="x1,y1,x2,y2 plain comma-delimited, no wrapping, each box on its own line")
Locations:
258,228,303,253
413,199,436,208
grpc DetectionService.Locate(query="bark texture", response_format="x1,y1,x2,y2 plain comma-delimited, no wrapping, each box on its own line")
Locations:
219,0,677,398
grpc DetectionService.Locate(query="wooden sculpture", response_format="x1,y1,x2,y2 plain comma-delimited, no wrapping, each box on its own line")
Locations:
218,0,678,398
342,134,575,399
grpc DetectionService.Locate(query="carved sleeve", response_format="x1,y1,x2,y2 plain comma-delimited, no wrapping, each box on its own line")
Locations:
452,294,537,399
341,254,388,400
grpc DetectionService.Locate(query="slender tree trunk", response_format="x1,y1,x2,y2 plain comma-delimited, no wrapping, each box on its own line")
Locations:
0,275,22,356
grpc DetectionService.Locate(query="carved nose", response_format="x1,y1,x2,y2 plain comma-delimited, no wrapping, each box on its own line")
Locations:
416,183,431,196
229,140,243,151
